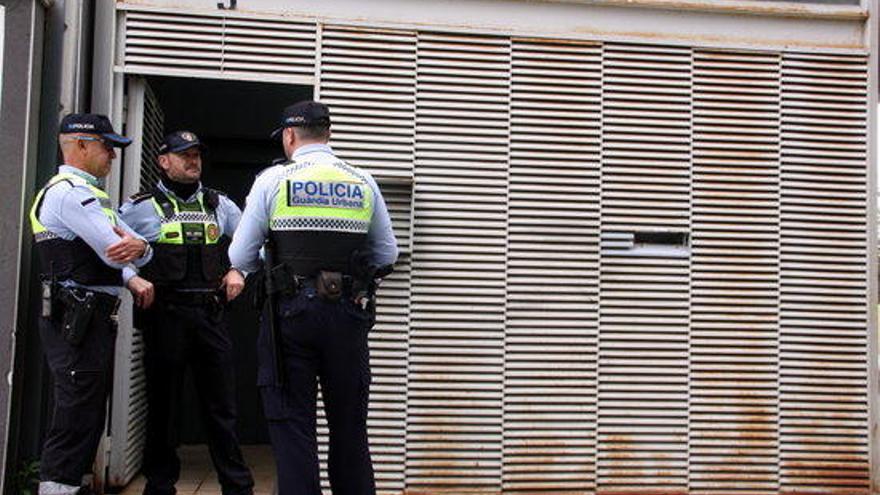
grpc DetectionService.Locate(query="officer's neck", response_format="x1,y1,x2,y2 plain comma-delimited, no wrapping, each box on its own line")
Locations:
290,141,331,158
160,175,200,201
59,164,100,186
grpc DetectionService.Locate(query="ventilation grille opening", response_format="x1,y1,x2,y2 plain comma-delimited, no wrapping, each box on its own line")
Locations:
633,231,689,248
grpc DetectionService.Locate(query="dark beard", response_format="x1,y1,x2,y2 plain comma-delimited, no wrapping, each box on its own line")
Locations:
160,172,200,200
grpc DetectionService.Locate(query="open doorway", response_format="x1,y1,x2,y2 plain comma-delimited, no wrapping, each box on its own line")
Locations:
109,75,312,491
148,76,311,447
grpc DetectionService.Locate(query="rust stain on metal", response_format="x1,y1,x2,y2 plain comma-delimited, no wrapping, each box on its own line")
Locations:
598,490,686,495
780,491,870,495
562,0,868,20
402,491,502,495
512,35,601,46
782,459,870,468
573,27,864,51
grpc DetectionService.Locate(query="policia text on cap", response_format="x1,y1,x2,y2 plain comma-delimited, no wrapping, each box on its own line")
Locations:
29,113,152,495
227,100,398,495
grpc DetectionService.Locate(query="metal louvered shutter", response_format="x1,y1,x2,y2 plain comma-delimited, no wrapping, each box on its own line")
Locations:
599,43,692,493
109,5,874,490
121,7,315,82
779,52,870,493
318,25,416,495
408,32,510,493
690,49,782,494
504,38,601,494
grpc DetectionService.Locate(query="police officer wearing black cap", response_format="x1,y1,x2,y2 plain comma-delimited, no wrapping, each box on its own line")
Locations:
227,101,398,495
118,131,254,495
30,114,152,495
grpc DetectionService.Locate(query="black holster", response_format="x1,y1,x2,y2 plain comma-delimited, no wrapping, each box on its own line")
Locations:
57,287,97,346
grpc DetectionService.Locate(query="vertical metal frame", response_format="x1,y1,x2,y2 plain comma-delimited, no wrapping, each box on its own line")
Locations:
866,0,878,489
105,76,146,487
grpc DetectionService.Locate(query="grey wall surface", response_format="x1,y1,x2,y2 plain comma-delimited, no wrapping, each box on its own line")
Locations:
0,1,43,490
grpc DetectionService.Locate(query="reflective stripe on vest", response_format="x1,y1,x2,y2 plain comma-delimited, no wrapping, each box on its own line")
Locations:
29,172,117,241
151,192,221,245
270,161,374,233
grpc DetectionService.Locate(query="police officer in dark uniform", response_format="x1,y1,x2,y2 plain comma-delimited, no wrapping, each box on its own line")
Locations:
226,101,398,495
118,131,254,495
30,114,152,495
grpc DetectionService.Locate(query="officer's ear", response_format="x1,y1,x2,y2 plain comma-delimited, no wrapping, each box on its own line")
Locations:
157,153,171,172
282,127,296,157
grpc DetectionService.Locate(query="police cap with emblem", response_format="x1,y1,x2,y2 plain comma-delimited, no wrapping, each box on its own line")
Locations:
270,100,331,140
158,130,208,155
59,113,132,148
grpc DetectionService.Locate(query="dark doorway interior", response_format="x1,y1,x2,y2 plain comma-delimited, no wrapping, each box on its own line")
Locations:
146,76,312,444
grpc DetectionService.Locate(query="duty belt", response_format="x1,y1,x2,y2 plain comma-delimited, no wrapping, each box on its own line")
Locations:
156,288,224,306
60,286,120,315
266,264,353,296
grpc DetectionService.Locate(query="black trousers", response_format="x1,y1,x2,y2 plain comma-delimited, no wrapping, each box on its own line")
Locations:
39,294,117,486
139,301,254,495
258,287,375,495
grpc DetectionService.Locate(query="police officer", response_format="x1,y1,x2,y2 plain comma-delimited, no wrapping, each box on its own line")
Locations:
226,101,398,495
118,131,254,495
30,113,152,495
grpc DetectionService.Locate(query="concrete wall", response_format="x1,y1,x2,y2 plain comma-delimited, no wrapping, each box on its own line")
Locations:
0,1,44,490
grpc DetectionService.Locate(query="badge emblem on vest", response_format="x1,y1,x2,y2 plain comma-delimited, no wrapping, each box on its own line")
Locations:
206,223,220,242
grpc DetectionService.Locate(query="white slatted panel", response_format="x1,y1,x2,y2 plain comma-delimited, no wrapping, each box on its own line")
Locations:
318,26,416,494
599,43,691,493
321,27,417,183
122,8,314,80
109,79,165,487
124,10,223,71
110,9,875,489
779,52,870,494
221,17,314,77
122,80,167,481
408,32,509,493
690,49,781,494
121,337,146,481
504,39,600,494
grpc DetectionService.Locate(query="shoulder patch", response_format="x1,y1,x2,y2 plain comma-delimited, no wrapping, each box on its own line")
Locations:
129,191,154,204
202,187,224,211
202,187,227,198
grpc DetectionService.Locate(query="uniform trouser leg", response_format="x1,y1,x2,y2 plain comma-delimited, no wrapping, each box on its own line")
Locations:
38,306,116,486
258,298,321,495
141,306,186,495
319,301,375,495
258,293,376,495
190,306,254,495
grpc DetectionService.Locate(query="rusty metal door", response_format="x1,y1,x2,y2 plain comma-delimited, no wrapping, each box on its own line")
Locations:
114,6,872,493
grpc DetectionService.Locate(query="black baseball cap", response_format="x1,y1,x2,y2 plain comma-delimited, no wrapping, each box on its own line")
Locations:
270,101,331,139
158,130,207,155
59,113,132,148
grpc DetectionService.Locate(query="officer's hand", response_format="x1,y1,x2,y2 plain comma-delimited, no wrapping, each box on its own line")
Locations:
107,226,147,263
127,276,155,309
221,269,245,302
